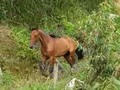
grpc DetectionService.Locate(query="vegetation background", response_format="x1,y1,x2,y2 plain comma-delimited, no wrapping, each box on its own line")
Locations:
0,0,120,90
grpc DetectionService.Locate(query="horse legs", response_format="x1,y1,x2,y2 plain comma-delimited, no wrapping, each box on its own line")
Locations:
70,48,79,63
47,56,56,74
40,55,48,71
64,51,78,70
49,56,56,66
71,53,79,72
39,55,55,76
64,54,73,68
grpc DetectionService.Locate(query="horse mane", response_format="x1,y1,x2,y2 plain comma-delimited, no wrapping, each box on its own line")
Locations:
49,34,60,38
31,28,59,38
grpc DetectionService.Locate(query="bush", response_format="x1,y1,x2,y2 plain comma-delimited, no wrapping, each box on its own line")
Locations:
73,1,120,84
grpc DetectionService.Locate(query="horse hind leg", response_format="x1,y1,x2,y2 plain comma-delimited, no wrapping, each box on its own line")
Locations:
64,50,78,69
64,53,73,68
63,53,76,74
69,50,79,70
71,53,78,65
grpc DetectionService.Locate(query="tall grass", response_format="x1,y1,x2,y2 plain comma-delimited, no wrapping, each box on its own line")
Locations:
1,0,103,28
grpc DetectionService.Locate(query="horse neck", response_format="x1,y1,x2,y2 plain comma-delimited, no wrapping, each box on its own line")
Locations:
38,30,50,47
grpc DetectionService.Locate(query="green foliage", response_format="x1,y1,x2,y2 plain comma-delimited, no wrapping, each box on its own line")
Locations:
63,21,75,37
88,77,120,90
78,1,119,77
20,83,51,90
2,73,13,85
67,2,120,87
0,0,103,28
0,71,13,87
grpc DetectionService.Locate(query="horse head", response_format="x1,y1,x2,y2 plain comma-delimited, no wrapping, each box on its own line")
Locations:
30,28,39,49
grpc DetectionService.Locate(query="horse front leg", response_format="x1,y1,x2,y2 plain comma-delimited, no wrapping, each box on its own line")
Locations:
40,55,48,70
39,55,51,76
49,56,56,66
46,56,56,75
49,56,56,70
49,56,58,84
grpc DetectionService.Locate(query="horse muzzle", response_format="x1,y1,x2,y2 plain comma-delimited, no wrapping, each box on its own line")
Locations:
30,46,33,49
29,44,36,49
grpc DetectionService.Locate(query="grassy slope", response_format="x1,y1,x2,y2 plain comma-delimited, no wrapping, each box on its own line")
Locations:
0,25,88,90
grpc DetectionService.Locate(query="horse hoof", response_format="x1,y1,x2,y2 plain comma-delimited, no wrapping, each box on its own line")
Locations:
72,64,78,70
70,68,75,74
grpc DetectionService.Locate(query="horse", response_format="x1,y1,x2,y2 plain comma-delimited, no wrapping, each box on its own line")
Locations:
30,28,78,73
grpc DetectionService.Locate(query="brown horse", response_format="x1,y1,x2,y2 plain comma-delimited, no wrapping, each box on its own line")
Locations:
30,28,78,70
